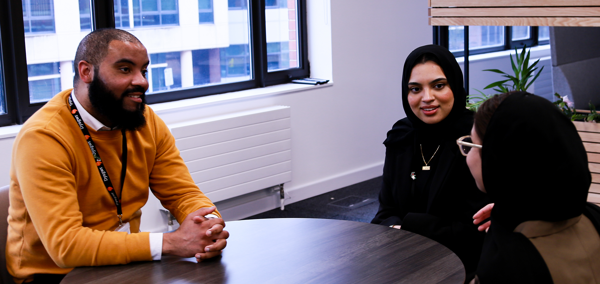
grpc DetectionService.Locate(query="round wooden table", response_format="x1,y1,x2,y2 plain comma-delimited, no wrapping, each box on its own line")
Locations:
62,218,465,284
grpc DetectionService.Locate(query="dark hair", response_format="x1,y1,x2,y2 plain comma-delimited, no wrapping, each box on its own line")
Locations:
73,28,142,83
415,53,442,69
474,92,514,141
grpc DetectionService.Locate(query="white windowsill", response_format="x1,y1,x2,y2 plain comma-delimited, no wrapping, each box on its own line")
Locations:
0,82,334,140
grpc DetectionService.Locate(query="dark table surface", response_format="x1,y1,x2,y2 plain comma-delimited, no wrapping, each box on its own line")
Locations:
61,218,465,284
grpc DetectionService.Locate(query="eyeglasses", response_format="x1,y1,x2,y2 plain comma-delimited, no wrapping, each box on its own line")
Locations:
456,135,482,156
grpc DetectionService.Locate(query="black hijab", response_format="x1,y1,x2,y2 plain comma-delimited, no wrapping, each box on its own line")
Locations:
399,45,469,143
482,92,591,231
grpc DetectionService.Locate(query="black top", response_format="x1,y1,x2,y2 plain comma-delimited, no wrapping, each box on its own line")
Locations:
475,92,600,283
371,45,489,279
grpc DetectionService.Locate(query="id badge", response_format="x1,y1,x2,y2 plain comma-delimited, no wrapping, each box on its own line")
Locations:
115,222,131,234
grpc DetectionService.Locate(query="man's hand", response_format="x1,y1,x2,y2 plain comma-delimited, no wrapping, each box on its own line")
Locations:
473,203,494,232
162,207,229,262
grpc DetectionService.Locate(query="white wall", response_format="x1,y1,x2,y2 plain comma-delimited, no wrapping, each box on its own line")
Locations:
0,0,432,231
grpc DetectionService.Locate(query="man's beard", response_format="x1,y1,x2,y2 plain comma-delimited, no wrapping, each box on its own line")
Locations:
88,72,147,131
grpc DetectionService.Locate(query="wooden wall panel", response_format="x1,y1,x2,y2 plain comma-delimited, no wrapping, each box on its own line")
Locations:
429,0,600,27
430,0,600,7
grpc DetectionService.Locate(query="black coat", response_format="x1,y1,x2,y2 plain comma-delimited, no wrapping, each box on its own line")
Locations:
372,115,489,278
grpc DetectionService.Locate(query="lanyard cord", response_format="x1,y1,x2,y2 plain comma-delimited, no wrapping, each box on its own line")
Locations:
68,94,127,225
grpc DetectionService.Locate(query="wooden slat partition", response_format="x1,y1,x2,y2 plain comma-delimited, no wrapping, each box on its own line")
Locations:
429,0,600,27
575,121,600,206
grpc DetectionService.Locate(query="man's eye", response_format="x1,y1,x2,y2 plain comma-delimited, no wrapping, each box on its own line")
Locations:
142,70,148,78
120,67,130,73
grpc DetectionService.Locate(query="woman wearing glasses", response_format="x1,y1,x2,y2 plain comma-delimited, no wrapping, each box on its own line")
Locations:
371,45,489,281
459,91,600,283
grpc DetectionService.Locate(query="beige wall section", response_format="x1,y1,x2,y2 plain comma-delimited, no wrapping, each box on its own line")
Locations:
0,0,432,227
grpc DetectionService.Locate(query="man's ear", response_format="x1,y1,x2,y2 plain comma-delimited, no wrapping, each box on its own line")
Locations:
77,60,94,83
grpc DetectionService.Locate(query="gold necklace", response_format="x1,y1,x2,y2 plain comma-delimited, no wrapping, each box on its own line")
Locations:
420,144,440,171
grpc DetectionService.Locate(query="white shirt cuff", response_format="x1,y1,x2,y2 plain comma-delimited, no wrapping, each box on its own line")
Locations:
205,214,219,219
149,233,163,260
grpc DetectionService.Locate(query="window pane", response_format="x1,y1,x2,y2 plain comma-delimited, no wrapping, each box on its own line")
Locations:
27,63,61,103
469,26,504,50
449,26,504,53
539,27,550,41
79,0,91,31
448,26,464,52
512,26,530,41
23,0,55,33
266,0,299,72
228,0,247,9
23,0,90,103
118,0,179,27
199,0,214,24
142,0,158,12
117,0,252,95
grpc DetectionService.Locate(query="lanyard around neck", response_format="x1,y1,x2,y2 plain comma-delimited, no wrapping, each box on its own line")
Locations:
68,94,128,225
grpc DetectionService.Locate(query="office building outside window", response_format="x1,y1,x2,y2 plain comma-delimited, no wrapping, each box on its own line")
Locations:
266,0,298,72
115,0,179,28
27,63,61,103
1,0,309,125
449,26,505,52
79,0,91,31
512,27,530,41
149,52,182,92
228,0,247,9
23,0,55,33
539,27,550,41
198,0,214,24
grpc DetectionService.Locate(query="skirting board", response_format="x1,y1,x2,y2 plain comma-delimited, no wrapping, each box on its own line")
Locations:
218,162,384,221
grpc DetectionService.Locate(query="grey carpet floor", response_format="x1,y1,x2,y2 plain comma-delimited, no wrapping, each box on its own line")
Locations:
244,176,382,223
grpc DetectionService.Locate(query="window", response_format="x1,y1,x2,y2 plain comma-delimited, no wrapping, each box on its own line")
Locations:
228,0,247,9
266,0,287,9
23,0,55,34
0,0,309,126
79,0,92,31
115,0,179,28
539,27,550,42
220,44,250,79
27,63,61,103
149,52,181,92
198,0,214,24
265,0,298,71
439,26,548,57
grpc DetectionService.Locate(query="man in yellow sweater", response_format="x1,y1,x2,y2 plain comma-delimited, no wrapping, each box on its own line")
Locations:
7,29,229,283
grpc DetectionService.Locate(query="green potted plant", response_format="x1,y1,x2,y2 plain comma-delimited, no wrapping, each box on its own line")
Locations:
466,45,544,111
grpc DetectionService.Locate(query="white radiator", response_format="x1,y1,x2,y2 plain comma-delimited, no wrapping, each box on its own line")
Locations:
169,106,292,203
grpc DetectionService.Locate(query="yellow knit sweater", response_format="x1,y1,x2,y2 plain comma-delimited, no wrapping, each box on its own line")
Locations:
7,89,218,283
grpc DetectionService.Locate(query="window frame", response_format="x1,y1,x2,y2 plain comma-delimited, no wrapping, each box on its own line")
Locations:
435,26,547,58
0,0,309,126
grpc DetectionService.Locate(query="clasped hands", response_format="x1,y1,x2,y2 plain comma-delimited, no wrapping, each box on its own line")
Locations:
162,207,229,262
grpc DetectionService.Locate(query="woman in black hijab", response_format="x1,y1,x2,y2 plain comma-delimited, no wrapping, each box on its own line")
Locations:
371,45,489,280
461,91,600,283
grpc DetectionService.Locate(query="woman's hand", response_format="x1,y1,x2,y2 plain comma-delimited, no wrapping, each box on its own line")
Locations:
473,203,494,232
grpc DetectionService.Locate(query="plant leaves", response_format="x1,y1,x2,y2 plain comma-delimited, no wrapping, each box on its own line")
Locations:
525,65,544,91
483,79,511,90
483,69,507,75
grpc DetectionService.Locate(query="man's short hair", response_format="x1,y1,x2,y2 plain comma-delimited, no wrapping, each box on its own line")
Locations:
73,28,142,83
